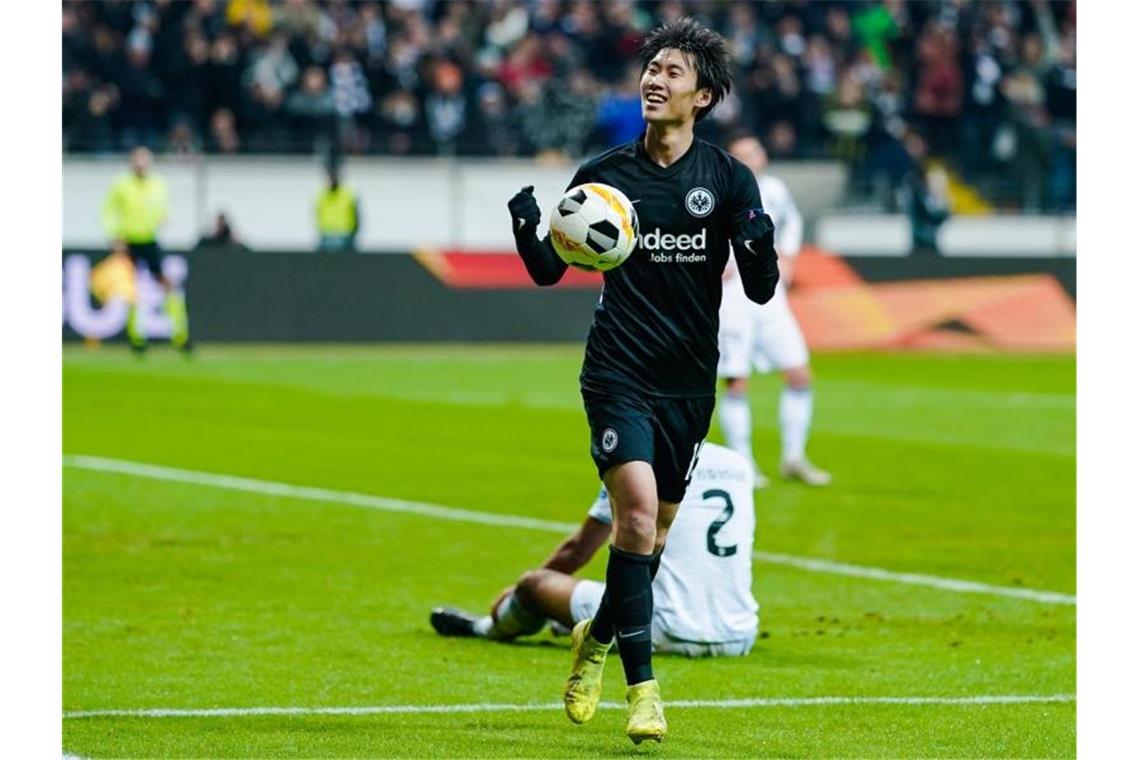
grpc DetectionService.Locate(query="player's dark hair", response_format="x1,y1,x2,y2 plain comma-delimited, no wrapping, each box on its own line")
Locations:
638,17,734,122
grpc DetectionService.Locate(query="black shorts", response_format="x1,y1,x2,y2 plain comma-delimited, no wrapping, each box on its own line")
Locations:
581,388,714,503
126,241,163,279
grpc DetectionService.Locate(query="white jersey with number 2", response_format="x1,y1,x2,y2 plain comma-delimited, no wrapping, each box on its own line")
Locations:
587,443,759,643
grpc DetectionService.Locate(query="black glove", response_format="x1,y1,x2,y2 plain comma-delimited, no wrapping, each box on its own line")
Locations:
508,185,541,237
732,208,776,256
732,209,779,305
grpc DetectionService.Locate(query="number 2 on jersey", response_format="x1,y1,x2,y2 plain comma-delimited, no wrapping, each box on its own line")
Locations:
703,489,737,558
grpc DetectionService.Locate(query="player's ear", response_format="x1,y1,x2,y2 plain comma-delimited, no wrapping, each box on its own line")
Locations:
694,87,712,110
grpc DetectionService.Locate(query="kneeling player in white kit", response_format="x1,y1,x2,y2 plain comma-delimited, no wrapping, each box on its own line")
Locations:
430,443,759,657
718,133,831,488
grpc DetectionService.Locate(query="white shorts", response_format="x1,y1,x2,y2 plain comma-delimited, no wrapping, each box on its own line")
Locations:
718,284,809,378
570,579,607,625
568,580,755,658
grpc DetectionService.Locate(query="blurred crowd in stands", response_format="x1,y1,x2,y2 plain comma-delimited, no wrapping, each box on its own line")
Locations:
63,0,1076,211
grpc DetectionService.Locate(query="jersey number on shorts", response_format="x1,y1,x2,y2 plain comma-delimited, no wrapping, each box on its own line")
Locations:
703,489,737,558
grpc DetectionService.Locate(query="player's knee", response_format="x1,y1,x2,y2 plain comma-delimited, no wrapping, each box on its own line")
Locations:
615,508,657,545
514,569,549,609
785,365,811,389
725,377,749,396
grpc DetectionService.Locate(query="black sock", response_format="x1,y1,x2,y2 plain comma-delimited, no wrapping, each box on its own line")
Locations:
591,590,614,644
591,548,663,646
649,548,663,581
605,545,655,685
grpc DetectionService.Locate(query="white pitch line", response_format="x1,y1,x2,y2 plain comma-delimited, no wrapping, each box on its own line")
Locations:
64,694,1074,720
755,551,1076,605
63,455,576,534
63,455,1075,606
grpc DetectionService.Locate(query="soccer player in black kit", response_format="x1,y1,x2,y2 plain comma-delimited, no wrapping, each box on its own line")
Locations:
507,18,779,744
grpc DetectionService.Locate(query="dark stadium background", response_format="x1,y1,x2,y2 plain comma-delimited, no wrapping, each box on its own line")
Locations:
62,0,1075,349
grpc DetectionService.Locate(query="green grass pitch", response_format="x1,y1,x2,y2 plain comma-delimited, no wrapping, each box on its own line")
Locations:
63,345,1075,758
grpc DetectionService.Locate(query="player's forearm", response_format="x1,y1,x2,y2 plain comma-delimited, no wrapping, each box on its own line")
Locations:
542,542,590,574
541,532,600,574
515,231,568,287
541,518,609,574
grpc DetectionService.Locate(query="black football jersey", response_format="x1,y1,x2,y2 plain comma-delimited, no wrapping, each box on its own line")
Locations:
567,137,768,397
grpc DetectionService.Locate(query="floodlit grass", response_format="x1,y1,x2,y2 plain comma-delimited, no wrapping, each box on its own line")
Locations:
63,345,1074,757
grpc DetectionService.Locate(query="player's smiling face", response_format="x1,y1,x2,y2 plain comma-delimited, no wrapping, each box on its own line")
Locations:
641,48,712,125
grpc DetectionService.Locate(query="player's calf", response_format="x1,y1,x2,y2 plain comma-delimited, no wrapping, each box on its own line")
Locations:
482,591,546,640
604,546,656,685
777,368,831,486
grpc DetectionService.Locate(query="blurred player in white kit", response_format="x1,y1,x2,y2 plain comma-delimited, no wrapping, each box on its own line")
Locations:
718,133,831,488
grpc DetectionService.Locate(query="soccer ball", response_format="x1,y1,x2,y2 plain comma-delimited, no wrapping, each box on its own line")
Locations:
549,183,638,272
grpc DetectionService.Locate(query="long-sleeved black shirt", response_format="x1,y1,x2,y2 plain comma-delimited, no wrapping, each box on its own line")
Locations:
516,135,779,397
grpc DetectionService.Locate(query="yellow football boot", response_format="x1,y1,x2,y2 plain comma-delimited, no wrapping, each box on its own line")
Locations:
563,619,610,724
625,679,667,744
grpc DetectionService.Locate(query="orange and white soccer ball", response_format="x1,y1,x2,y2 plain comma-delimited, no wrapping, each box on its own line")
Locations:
549,183,639,272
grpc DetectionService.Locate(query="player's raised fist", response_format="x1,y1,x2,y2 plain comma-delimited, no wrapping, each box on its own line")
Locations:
508,185,541,234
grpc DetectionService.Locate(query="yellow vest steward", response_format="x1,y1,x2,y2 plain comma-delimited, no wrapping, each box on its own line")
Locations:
103,174,169,244
316,187,357,236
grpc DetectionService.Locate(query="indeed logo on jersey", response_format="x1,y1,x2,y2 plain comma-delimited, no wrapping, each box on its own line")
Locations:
636,227,708,264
